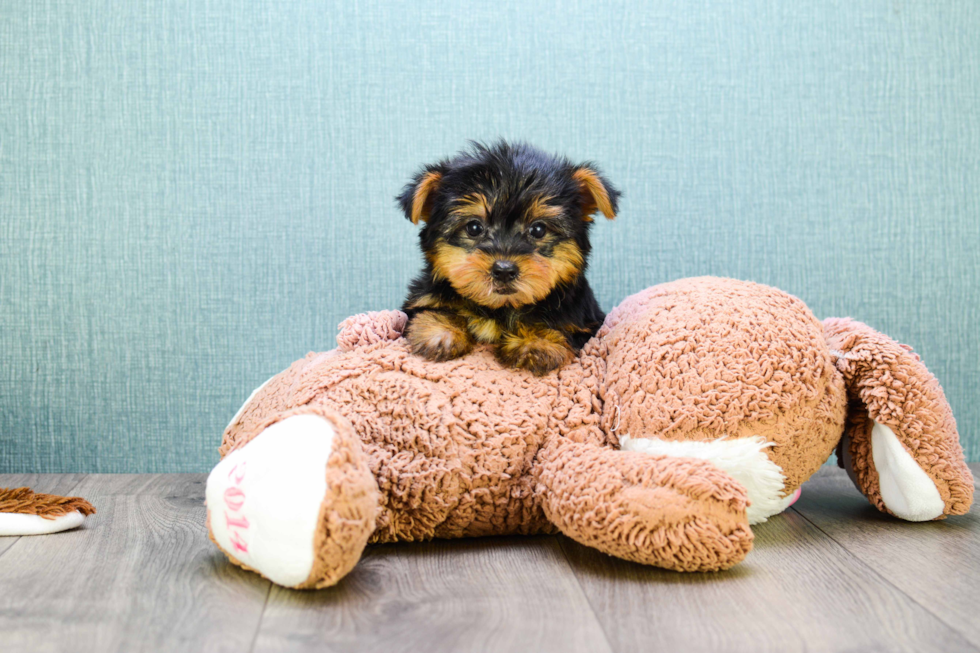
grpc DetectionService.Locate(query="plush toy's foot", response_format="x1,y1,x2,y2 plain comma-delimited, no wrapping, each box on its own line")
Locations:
537,439,754,572
621,436,799,524
0,487,95,536
785,487,802,508
840,421,946,522
870,421,946,521
825,317,973,520
206,409,380,589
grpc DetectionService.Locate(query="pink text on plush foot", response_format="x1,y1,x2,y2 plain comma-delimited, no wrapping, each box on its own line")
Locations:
223,462,250,554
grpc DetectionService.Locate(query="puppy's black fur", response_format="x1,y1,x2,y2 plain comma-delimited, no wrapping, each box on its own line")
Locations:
397,141,620,375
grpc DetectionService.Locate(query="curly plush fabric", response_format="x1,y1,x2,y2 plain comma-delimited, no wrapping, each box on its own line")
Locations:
336,311,408,351
224,338,570,543
535,439,753,570
211,276,973,586
824,318,973,516
597,278,846,492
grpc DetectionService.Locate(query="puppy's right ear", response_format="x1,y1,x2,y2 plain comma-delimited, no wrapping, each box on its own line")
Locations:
572,165,620,221
397,166,446,225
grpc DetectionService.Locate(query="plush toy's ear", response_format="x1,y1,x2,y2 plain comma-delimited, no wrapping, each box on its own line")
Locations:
824,318,974,521
397,166,446,225
572,165,620,221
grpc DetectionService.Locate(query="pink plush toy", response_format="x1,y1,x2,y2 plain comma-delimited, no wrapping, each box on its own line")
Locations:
206,277,973,589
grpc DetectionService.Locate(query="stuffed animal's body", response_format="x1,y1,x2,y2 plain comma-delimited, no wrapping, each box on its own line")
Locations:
206,277,973,589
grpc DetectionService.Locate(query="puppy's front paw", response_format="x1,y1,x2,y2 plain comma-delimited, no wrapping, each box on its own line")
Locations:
496,326,574,376
406,311,474,361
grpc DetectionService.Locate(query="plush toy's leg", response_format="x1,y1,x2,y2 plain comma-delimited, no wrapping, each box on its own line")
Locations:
535,438,754,571
825,318,974,520
621,435,797,525
206,407,379,589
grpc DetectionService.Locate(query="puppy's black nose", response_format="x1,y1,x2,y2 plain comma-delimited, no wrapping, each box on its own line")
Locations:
490,260,519,282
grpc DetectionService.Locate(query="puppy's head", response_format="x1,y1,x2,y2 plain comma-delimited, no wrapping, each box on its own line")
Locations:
398,141,620,309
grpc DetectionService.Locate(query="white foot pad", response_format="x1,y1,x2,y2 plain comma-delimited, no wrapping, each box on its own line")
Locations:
621,435,788,524
0,511,85,536
872,421,944,521
206,414,335,586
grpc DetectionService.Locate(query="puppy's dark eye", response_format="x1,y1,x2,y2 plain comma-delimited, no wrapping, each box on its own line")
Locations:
465,221,485,238
528,222,547,239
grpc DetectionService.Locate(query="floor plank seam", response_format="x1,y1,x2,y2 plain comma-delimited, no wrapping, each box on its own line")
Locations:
247,581,273,653
554,536,618,653
789,506,980,652
0,536,21,560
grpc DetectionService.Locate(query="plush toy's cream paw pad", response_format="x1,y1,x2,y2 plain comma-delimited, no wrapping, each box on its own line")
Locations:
871,421,944,521
621,435,787,524
0,511,85,536
207,414,334,587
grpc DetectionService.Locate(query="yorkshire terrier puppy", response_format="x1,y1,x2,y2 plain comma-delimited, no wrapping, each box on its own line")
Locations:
398,141,620,375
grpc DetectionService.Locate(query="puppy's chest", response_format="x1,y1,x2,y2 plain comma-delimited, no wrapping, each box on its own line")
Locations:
458,307,522,343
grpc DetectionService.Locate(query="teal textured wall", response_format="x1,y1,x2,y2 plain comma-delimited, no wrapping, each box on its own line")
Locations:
1,1,978,472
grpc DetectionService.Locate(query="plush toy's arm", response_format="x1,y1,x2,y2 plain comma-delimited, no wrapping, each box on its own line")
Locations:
336,310,407,351
824,318,973,520
533,436,754,571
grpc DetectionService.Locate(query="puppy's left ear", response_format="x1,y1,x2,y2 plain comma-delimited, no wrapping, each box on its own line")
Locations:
397,165,447,225
572,165,620,221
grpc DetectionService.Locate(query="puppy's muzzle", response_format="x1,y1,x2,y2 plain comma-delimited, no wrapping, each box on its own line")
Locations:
490,260,519,283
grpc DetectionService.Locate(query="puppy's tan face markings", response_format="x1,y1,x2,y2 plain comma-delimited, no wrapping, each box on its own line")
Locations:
426,189,586,310
429,238,584,310
454,192,561,230
451,193,492,221
429,241,505,307
524,195,564,224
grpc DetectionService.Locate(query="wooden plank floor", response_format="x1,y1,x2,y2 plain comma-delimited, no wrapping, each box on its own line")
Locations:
0,465,977,653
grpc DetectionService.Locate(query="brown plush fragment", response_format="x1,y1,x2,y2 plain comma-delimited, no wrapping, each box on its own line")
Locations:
0,487,96,519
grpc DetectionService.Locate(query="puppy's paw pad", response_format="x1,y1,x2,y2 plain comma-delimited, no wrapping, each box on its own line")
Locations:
406,313,473,361
497,329,574,376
